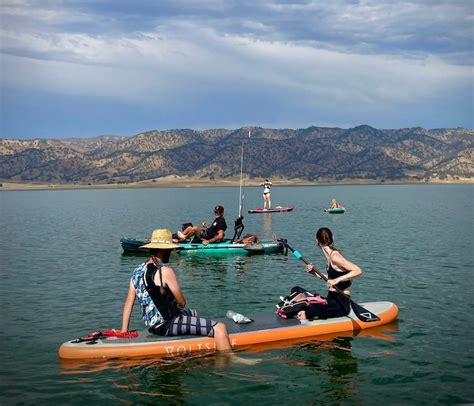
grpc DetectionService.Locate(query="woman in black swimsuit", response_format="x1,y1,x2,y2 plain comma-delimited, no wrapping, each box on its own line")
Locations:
297,227,363,320
260,178,272,209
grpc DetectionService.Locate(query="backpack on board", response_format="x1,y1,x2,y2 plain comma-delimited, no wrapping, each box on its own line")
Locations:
276,287,327,319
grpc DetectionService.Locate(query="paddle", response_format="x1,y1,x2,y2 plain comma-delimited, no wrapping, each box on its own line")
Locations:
280,240,380,323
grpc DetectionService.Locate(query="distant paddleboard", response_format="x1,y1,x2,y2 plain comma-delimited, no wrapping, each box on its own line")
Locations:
248,206,294,213
324,207,345,214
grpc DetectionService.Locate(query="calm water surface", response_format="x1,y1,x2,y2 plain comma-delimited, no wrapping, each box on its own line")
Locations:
0,184,473,405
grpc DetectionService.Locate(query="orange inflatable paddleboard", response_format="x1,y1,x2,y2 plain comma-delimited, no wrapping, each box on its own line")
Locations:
59,301,398,360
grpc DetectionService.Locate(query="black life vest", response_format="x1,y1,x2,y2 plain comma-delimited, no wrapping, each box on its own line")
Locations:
143,262,181,321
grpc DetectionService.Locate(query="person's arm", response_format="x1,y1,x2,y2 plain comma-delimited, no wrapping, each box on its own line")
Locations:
121,280,136,332
161,266,186,306
305,263,327,279
327,252,363,290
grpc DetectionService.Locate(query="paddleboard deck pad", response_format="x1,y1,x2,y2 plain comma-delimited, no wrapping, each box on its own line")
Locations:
248,207,294,213
59,301,398,359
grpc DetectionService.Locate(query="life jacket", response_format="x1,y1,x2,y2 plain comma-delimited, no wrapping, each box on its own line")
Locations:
276,289,327,319
143,262,181,321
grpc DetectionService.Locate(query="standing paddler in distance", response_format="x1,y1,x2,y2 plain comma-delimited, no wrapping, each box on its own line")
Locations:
295,227,363,321
260,178,272,210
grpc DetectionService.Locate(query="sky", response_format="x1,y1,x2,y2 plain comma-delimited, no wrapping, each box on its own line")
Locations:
0,0,473,139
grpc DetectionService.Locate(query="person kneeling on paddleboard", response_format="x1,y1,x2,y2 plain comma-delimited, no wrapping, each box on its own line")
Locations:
296,227,363,321
120,229,233,352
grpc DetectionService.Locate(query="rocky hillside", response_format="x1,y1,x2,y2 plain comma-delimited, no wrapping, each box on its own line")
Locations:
1,126,472,183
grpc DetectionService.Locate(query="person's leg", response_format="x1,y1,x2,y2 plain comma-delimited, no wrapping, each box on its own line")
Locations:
212,322,232,351
182,225,200,238
161,311,232,351
305,296,349,320
268,193,272,209
158,310,259,363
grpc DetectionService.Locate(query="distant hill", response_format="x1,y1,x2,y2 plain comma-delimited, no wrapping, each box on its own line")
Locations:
1,126,472,184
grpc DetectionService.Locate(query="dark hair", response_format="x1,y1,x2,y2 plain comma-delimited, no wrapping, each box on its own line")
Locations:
149,248,172,263
214,205,224,214
316,227,335,249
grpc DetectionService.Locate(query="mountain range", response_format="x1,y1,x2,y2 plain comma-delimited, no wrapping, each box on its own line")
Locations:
1,125,472,184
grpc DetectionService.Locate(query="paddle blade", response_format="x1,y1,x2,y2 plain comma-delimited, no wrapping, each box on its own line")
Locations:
350,301,380,322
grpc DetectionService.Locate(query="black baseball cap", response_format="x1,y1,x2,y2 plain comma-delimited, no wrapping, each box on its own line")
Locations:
214,205,224,214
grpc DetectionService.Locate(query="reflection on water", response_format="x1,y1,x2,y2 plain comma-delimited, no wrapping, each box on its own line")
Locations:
1,185,473,405
327,338,358,401
263,213,272,239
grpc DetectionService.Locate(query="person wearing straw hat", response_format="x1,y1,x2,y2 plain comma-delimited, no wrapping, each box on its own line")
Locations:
120,228,233,352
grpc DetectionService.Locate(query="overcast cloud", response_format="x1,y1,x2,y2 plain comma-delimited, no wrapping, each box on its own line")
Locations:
1,0,472,138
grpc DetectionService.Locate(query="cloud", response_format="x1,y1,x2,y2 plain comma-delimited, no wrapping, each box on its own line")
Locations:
2,1,473,59
0,0,472,137
2,20,470,103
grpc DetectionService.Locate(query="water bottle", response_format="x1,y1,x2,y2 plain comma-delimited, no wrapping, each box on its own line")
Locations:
226,310,240,322
226,310,252,324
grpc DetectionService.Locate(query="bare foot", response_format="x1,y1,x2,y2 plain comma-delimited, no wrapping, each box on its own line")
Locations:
227,353,262,365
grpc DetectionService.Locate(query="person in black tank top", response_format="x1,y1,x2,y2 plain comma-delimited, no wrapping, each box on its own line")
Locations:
296,227,363,320
178,205,227,245
120,228,234,352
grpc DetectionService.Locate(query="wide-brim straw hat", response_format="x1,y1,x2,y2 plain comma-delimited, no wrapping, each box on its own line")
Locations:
140,229,181,249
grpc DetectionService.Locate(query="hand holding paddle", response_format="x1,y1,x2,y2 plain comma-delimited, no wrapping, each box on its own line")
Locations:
280,239,380,323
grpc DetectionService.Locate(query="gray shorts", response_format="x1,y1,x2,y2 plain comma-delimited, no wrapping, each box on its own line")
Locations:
153,308,217,337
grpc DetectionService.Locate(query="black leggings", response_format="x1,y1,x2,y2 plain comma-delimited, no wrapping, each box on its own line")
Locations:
291,286,351,320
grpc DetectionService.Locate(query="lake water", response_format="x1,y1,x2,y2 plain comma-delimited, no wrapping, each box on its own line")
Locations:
0,184,473,405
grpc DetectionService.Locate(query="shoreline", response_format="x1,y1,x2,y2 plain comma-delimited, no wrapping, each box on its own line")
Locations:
0,177,472,191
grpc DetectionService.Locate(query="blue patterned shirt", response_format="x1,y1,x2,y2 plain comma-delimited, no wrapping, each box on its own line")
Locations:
131,263,164,328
